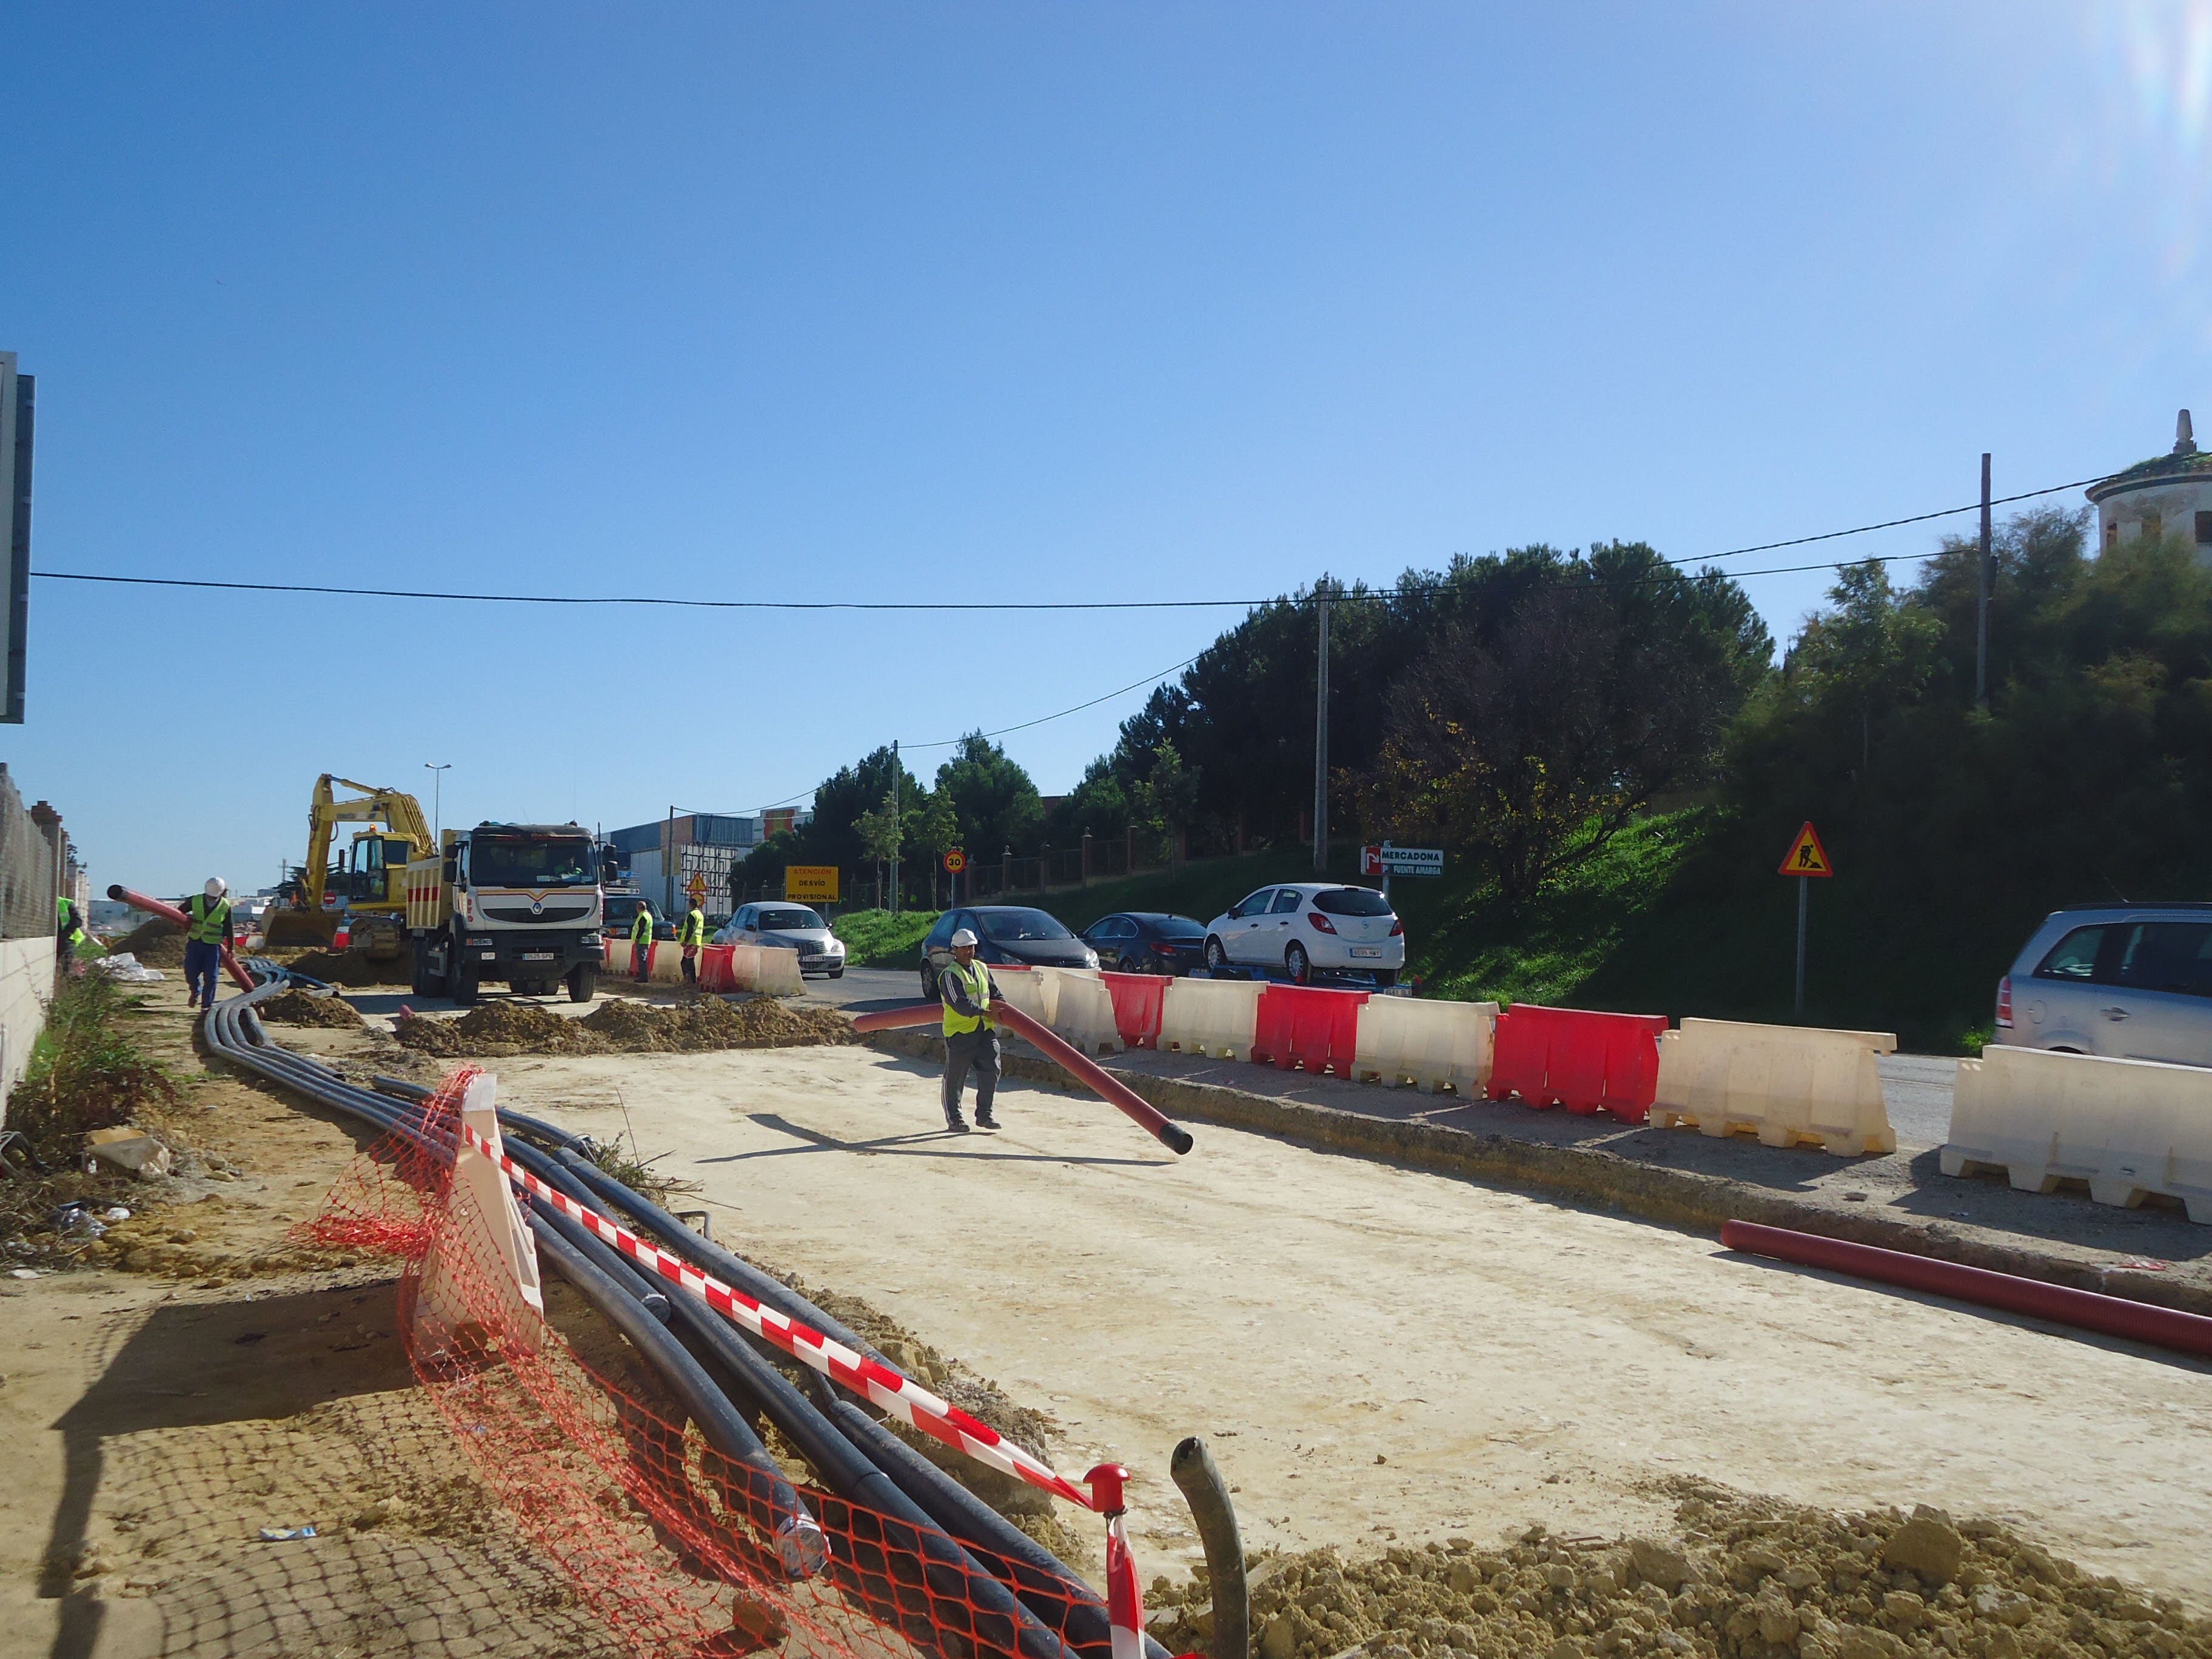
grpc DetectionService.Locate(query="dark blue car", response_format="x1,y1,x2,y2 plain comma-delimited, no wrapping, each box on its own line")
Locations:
1078,911,1209,976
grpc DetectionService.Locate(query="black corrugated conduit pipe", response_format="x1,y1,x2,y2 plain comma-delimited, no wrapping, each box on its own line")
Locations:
527,1216,825,1579
1170,1438,1247,1659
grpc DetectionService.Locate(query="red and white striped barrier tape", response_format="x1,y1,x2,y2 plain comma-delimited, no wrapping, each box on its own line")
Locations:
458,1121,1098,1511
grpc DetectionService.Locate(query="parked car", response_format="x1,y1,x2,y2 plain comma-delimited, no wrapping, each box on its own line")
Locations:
919,907,1098,998
1994,904,2212,1067
716,902,846,979
1201,882,1405,985
1078,911,1210,975
601,890,675,941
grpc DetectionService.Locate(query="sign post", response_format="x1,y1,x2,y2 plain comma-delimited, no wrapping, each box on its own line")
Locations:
1361,842,1443,899
943,847,967,907
1777,822,1833,1016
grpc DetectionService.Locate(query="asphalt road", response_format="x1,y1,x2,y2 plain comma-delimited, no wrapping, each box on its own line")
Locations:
800,965,1960,1145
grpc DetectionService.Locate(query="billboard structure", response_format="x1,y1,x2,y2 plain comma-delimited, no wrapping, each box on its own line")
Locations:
0,352,29,725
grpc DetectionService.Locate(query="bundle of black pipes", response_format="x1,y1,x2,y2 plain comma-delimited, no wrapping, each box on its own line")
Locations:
187,957,1167,1659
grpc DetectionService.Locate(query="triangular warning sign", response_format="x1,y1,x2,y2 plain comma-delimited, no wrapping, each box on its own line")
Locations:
1778,822,1833,878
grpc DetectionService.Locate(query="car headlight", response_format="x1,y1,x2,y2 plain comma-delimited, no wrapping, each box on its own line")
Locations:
1084,948,1099,968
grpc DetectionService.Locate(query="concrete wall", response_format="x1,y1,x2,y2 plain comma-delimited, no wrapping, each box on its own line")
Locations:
0,936,53,1126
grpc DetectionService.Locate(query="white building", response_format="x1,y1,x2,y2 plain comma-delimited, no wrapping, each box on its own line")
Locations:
2087,410,2212,555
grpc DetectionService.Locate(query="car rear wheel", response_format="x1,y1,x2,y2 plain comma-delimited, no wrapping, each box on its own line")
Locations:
1204,936,1227,974
1373,968,1397,988
1285,942,1311,984
921,965,940,1002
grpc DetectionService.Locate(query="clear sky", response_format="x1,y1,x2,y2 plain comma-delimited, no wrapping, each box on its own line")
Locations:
5,3,2210,896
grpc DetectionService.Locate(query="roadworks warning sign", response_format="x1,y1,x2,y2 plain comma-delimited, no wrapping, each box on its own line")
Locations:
1778,822,1833,877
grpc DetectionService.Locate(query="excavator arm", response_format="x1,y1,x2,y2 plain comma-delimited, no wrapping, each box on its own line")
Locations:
270,775,437,950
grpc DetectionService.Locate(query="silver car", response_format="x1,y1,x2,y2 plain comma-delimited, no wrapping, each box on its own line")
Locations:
1994,904,2212,1066
716,902,846,979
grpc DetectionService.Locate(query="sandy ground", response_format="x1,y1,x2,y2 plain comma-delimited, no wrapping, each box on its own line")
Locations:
468,1041,2212,1607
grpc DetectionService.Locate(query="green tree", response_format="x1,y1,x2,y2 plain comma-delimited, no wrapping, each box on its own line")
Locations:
853,793,903,908
911,789,960,908
934,734,1043,861
1129,741,1201,862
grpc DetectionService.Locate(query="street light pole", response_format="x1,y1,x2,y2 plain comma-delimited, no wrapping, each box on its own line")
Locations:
1313,576,1331,873
423,763,451,843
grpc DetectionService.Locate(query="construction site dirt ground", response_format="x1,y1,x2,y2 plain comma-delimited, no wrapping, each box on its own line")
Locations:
10,974,2212,1659
434,1038,2212,1606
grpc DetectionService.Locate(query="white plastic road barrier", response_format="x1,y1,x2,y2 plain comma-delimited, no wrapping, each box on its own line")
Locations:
1037,966,1122,1055
1158,976,1265,1059
1649,1017,1898,1155
417,1073,545,1358
987,964,1055,1026
1943,1045,2212,1222
725,943,802,996
601,939,801,994
1352,997,1498,1093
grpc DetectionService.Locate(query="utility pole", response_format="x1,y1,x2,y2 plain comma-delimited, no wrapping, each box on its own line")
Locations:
665,804,675,919
423,762,450,844
1313,576,1331,873
890,740,900,914
1976,453,1992,708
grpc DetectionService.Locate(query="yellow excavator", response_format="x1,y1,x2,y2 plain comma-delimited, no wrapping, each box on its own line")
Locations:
263,776,435,959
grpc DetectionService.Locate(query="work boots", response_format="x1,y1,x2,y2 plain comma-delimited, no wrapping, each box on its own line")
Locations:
943,1109,970,1134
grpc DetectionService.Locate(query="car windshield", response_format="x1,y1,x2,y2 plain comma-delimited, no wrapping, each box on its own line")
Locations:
980,908,1075,942
603,896,641,925
1153,916,1207,939
757,908,823,931
1313,888,1394,917
472,834,596,888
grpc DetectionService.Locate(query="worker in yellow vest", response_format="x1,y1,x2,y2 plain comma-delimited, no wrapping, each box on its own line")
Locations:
679,899,706,985
936,927,1001,1133
183,878,232,1011
631,901,656,982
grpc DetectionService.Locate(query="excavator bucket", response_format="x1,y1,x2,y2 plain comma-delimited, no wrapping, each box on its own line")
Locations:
264,910,340,949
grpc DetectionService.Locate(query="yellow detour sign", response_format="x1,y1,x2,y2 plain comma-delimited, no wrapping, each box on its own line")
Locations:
786,865,839,902
942,848,967,874
1778,822,1834,878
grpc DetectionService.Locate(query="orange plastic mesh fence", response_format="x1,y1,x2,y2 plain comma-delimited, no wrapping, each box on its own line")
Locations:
301,1071,1095,1659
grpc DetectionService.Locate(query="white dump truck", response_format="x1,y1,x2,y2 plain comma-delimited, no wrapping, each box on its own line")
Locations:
405,822,605,1004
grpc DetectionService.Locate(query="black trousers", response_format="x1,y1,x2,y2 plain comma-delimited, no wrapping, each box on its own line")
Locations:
942,1028,999,1118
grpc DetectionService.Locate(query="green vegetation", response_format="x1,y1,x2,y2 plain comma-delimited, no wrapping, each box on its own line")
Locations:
832,908,939,967
12,973,176,1162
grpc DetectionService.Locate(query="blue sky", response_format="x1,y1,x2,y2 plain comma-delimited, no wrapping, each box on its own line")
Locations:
5,3,2210,896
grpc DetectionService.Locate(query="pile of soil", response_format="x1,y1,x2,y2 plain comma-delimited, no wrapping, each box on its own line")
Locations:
1146,1486,2209,1659
287,950,412,988
394,996,854,1058
110,916,186,968
395,1003,609,1059
578,996,854,1053
255,989,364,1028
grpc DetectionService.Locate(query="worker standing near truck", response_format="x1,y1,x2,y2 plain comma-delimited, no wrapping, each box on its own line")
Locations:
631,900,656,982
183,878,232,1011
937,927,1002,1134
679,897,706,986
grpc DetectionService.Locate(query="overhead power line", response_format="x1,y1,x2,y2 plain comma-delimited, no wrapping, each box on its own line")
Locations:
29,472,2110,613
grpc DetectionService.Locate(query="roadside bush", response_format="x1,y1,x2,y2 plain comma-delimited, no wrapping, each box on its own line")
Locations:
9,973,176,1162
832,908,940,967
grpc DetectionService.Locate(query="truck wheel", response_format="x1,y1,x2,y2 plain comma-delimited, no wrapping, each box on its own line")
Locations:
414,937,447,999
568,966,597,1004
451,962,480,1007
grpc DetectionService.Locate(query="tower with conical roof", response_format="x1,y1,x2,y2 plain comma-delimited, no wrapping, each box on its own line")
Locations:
2086,410,2212,558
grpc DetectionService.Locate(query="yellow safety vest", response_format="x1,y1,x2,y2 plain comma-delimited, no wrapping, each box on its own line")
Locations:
940,957,993,1037
631,910,654,946
186,894,231,945
681,908,706,948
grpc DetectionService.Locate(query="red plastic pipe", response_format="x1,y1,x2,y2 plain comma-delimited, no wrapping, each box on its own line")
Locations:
853,1000,1193,1156
107,884,256,993
1721,1219,2212,1359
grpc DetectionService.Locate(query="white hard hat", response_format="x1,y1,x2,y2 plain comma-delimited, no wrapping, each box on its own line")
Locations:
950,927,978,948
205,877,228,898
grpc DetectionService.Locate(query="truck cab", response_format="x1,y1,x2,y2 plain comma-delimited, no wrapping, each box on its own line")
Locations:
406,822,605,1004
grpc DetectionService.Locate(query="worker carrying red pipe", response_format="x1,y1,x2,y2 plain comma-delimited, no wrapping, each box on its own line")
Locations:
937,928,1001,1134
183,878,233,1012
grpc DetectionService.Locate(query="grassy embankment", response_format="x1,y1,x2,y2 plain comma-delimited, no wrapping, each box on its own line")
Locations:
831,811,1999,1051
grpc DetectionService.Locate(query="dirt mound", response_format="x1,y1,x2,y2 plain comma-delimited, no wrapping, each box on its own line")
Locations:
111,917,185,967
255,988,364,1028
579,995,854,1053
395,1002,608,1059
1147,1486,2208,1659
286,950,412,987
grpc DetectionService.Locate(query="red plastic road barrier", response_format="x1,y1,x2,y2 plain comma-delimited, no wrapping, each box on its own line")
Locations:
1721,1219,2212,1359
1251,984,1367,1074
851,1001,1193,1155
107,885,255,991
697,943,736,993
1101,971,1167,1050
1487,1004,1668,1121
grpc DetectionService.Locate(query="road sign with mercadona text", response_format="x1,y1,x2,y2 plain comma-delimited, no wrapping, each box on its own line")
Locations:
1362,842,1444,877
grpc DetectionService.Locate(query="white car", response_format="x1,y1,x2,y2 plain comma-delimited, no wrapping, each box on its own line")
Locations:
1202,882,1406,985
714,902,846,979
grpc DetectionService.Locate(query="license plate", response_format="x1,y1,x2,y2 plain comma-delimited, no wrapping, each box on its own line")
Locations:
523,952,555,961
1352,947,1381,958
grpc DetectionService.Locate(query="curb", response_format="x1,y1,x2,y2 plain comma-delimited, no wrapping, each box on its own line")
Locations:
866,1029,2212,1322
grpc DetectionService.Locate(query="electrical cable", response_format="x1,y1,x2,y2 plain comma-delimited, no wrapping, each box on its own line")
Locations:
27,471,2110,614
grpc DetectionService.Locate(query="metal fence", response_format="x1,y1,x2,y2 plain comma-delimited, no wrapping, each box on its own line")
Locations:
0,763,57,940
